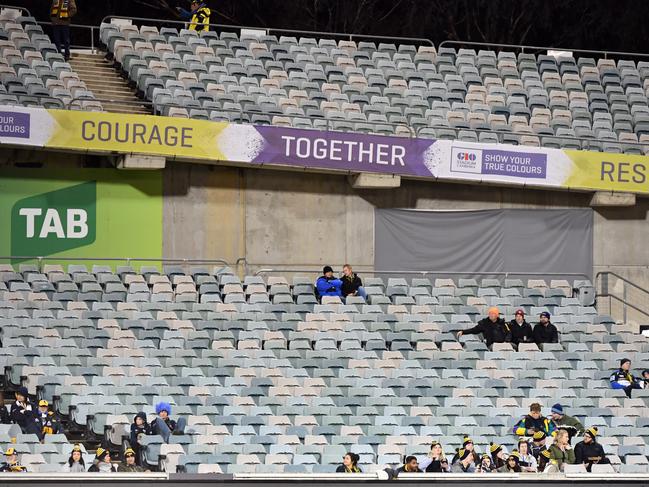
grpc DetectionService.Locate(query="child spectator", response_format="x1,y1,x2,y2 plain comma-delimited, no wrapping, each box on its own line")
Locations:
118,448,144,472
10,387,37,434
61,444,85,473
0,448,26,472
421,441,449,472
150,402,186,442
315,266,343,299
518,439,538,472
88,448,117,472
610,358,644,398
489,442,507,470
130,412,151,460
396,455,422,473
513,403,556,437
574,427,610,472
547,429,575,471
336,452,362,473
509,309,534,347
549,403,584,442
34,400,60,440
457,307,511,348
532,312,559,346
499,451,522,473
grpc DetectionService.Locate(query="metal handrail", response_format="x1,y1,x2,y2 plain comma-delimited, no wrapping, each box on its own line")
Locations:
596,270,649,296
596,270,649,323
0,3,30,17
36,20,98,53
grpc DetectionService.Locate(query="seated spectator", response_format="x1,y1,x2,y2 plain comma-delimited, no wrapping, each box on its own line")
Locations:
0,448,26,472
538,449,554,473
642,369,649,387
61,444,86,473
509,309,533,347
547,429,575,471
88,448,117,472
395,455,422,474
531,431,548,461
517,439,538,472
340,264,367,301
549,403,584,442
451,436,480,465
34,400,60,440
513,402,556,437
421,441,449,472
118,448,144,472
315,266,342,299
610,358,644,398
129,412,151,460
10,387,37,434
336,452,361,473
457,307,511,348
0,393,10,425
150,402,186,443
478,454,495,473
574,427,609,472
532,312,558,346
498,451,522,473
489,442,507,470
451,448,476,473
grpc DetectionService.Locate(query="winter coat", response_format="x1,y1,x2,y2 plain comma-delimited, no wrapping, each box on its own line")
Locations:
509,319,534,345
609,368,640,389
88,461,117,472
553,414,584,440
178,4,211,31
10,400,35,428
315,276,343,297
118,463,144,472
450,461,475,473
50,0,77,25
62,461,86,473
340,274,363,296
547,444,575,470
531,444,547,461
425,459,448,472
0,461,26,472
513,415,556,436
574,440,606,467
461,317,511,347
335,464,362,473
130,413,151,446
34,410,60,436
532,322,559,345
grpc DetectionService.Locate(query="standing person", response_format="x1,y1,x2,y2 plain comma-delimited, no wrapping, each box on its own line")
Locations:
10,387,37,435
489,443,507,470
517,439,538,472
456,307,511,348
118,448,144,472
50,0,77,61
315,266,343,299
336,452,362,473
0,448,26,472
547,429,575,471
574,427,610,472
509,309,534,347
513,403,556,437
498,451,522,473
532,312,559,346
34,400,60,441
340,265,367,301
176,1,211,32
129,412,151,461
61,444,86,473
150,402,186,443
610,358,643,398
549,403,584,443
530,431,548,461
87,448,117,472
422,441,449,473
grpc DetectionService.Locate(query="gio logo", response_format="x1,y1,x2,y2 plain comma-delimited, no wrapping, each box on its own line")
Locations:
11,182,96,258
457,152,477,161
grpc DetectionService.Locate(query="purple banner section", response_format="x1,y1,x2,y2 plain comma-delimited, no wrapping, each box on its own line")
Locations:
252,126,436,177
0,111,30,139
481,149,547,179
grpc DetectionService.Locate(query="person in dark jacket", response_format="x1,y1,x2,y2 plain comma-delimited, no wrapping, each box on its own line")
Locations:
118,448,145,473
530,431,548,461
642,369,649,387
532,312,559,346
315,266,343,299
34,400,60,440
509,309,534,347
336,452,362,473
537,448,554,472
478,454,495,473
87,448,117,473
176,1,211,31
50,0,77,60
340,265,367,301
457,307,511,348
549,403,584,442
610,358,643,398
574,427,609,472
489,442,507,470
0,393,10,425
422,441,449,472
513,403,556,437
129,412,150,461
396,455,422,474
0,448,26,472
150,402,185,443
10,387,37,434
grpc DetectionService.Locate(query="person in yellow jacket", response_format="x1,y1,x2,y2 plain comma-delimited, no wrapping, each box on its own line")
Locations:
50,0,77,60
176,1,211,32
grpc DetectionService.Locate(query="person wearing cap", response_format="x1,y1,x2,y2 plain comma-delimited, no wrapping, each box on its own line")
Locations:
530,431,548,461
513,402,556,437
420,441,449,472
34,400,61,440
176,1,211,32
0,448,26,472
118,448,144,472
547,429,575,471
549,403,583,442
450,448,476,473
129,412,151,461
498,451,522,473
532,312,559,346
610,358,643,398
489,442,507,470
87,447,117,472
509,309,533,348
10,387,37,434
336,452,362,473
61,444,86,473
396,455,423,474
315,266,343,299
517,439,538,472
574,427,609,472
340,264,367,301
150,402,186,443
456,307,511,348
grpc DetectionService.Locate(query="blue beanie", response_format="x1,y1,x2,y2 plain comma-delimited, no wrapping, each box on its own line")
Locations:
540,311,551,319
155,402,171,415
551,403,563,415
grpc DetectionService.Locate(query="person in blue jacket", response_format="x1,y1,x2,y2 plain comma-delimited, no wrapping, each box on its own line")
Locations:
315,266,343,298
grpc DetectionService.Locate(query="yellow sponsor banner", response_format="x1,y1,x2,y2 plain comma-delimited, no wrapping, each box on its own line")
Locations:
47,110,228,160
564,150,649,194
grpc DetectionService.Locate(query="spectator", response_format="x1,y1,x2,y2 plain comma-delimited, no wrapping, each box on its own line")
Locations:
396,455,422,474
532,312,559,346
129,412,151,460
513,402,556,437
176,1,211,32
530,431,548,461
34,400,60,440
50,0,77,61
517,439,538,472
610,358,643,398
549,403,584,442
61,444,85,473
0,448,26,472
315,266,343,299
478,454,495,473
336,452,361,473
489,442,506,470
118,448,144,473
451,437,480,465
538,449,555,473
498,451,522,473
0,393,10,424
10,387,37,434
642,369,649,387
150,402,186,443
451,449,476,473
421,441,449,472
547,429,575,471
574,427,610,472
87,448,117,472
340,265,367,301
509,309,534,347
456,307,511,348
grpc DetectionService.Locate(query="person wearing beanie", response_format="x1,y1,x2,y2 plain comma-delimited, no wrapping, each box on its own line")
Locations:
315,266,343,299
489,442,507,470
537,448,555,473
478,454,495,473
498,451,522,473
451,436,480,465
396,455,422,474
421,441,449,473
150,402,186,443
530,431,548,461
340,264,367,301
130,412,151,460
549,403,584,442
547,429,575,471
10,387,38,435
61,444,86,473
509,309,534,348
336,452,362,473
34,400,61,440
610,358,643,398
574,427,609,472
118,448,145,472
457,307,511,348
513,402,556,437
532,312,559,346
450,448,476,473
0,448,26,472
88,447,117,472
517,439,538,472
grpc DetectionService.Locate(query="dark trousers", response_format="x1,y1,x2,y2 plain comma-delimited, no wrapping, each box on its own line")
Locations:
52,24,71,59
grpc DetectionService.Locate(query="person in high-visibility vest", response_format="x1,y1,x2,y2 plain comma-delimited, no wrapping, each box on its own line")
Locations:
177,1,211,32
50,0,77,60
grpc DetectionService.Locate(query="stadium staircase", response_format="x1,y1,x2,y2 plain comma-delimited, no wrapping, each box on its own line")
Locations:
68,53,150,115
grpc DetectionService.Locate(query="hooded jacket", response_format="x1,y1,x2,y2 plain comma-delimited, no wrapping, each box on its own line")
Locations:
315,276,343,297
130,412,151,446
547,444,575,470
462,317,511,347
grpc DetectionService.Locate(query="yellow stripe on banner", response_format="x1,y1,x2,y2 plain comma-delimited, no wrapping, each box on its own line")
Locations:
47,110,228,160
564,150,649,194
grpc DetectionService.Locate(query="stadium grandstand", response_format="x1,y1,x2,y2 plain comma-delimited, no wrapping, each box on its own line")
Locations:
1,1,649,486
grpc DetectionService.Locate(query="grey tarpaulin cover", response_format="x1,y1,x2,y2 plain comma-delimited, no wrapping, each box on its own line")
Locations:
374,209,593,279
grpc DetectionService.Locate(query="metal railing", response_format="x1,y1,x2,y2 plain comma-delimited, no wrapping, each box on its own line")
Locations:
0,3,30,17
36,20,99,53
596,271,649,323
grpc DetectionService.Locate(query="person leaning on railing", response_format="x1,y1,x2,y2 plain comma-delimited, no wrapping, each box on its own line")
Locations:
176,0,211,32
